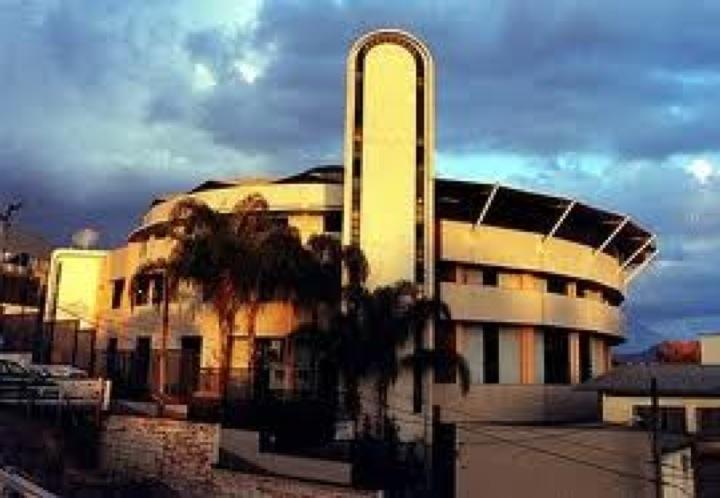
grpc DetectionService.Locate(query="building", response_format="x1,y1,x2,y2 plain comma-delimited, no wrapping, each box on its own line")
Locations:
43,30,656,426
700,332,720,365
0,225,52,353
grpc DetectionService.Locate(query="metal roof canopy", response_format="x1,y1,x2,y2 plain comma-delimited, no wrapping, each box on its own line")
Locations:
435,178,656,266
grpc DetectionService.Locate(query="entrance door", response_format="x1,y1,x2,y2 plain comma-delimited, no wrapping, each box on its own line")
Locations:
179,336,202,398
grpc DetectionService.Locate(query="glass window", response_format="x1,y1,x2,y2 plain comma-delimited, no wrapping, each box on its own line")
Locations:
434,321,457,384
134,275,150,306
437,262,456,283
697,408,720,436
544,330,570,384
579,334,592,382
634,406,687,434
483,324,499,384
151,274,164,305
483,268,499,287
547,276,569,295
323,211,342,233
111,279,125,309
464,326,485,384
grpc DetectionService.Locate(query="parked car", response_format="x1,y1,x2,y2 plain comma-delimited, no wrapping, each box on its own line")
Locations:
0,359,61,404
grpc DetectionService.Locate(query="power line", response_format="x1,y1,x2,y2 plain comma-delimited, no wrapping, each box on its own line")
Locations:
366,389,691,496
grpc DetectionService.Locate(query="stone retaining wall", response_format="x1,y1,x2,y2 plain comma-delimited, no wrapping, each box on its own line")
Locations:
100,415,377,498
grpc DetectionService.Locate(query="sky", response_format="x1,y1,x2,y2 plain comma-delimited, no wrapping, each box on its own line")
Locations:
1,0,720,349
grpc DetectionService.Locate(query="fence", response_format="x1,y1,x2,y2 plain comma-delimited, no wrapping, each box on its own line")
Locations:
40,320,96,373
0,311,40,353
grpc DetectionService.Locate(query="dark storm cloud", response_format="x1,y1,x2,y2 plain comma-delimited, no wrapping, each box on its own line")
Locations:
227,0,720,159
2,0,720,344
509,156,720,344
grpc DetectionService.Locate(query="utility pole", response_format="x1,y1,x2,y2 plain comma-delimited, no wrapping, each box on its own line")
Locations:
650,376,662,498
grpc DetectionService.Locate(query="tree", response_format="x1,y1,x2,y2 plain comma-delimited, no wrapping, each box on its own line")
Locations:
130,259,173,402
290,270,470,438
348,281,470,434
135,194,310,398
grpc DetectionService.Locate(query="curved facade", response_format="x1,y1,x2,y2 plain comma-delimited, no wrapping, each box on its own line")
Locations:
433,179,655,393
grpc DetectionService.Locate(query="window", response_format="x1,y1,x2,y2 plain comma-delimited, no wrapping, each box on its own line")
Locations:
483,324,499,384
133,275,150,306
697,408,720,436
633,406,687,434
151,274,164,305
437,262,456,283
576,283,588,298
603,289,623,307
579,334,592,382
547,276,569,295
324,211,342,233
434,321,457,384
483,268,499,287
111,279,125,309
544,330,569,384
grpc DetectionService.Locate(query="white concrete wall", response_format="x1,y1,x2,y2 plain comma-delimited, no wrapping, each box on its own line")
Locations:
602,393,720,433
45,249,108,330
441,282,622,337
700,334,720,365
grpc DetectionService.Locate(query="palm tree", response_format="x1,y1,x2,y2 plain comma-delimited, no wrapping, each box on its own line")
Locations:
291,275,470,438
134,194,310,399
130,258,174,402
348,281,471,433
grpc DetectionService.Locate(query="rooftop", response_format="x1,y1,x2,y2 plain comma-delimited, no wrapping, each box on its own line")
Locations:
579,364,720,396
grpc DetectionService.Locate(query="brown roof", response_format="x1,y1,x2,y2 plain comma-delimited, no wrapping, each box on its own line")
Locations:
578,364,720,396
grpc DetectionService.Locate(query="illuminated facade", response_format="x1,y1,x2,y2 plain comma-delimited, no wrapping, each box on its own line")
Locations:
44,30,656,422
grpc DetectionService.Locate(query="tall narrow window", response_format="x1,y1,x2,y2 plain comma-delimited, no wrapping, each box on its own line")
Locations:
434,321,456,384
323,211,342,233
151,274,164,305
579,333,592,382
483,324,499,384
134,275,150,306
544,330,570,384
111,279,125,309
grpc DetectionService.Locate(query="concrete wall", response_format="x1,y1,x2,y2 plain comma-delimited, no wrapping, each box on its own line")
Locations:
220,428,353,485
440,220,625,291
602,393,720,433
45,249,107,330
441,282,622,337
100,415,376,498
139,182,342,229
433,384,599,423
456,424,693,498
700,334,720,365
